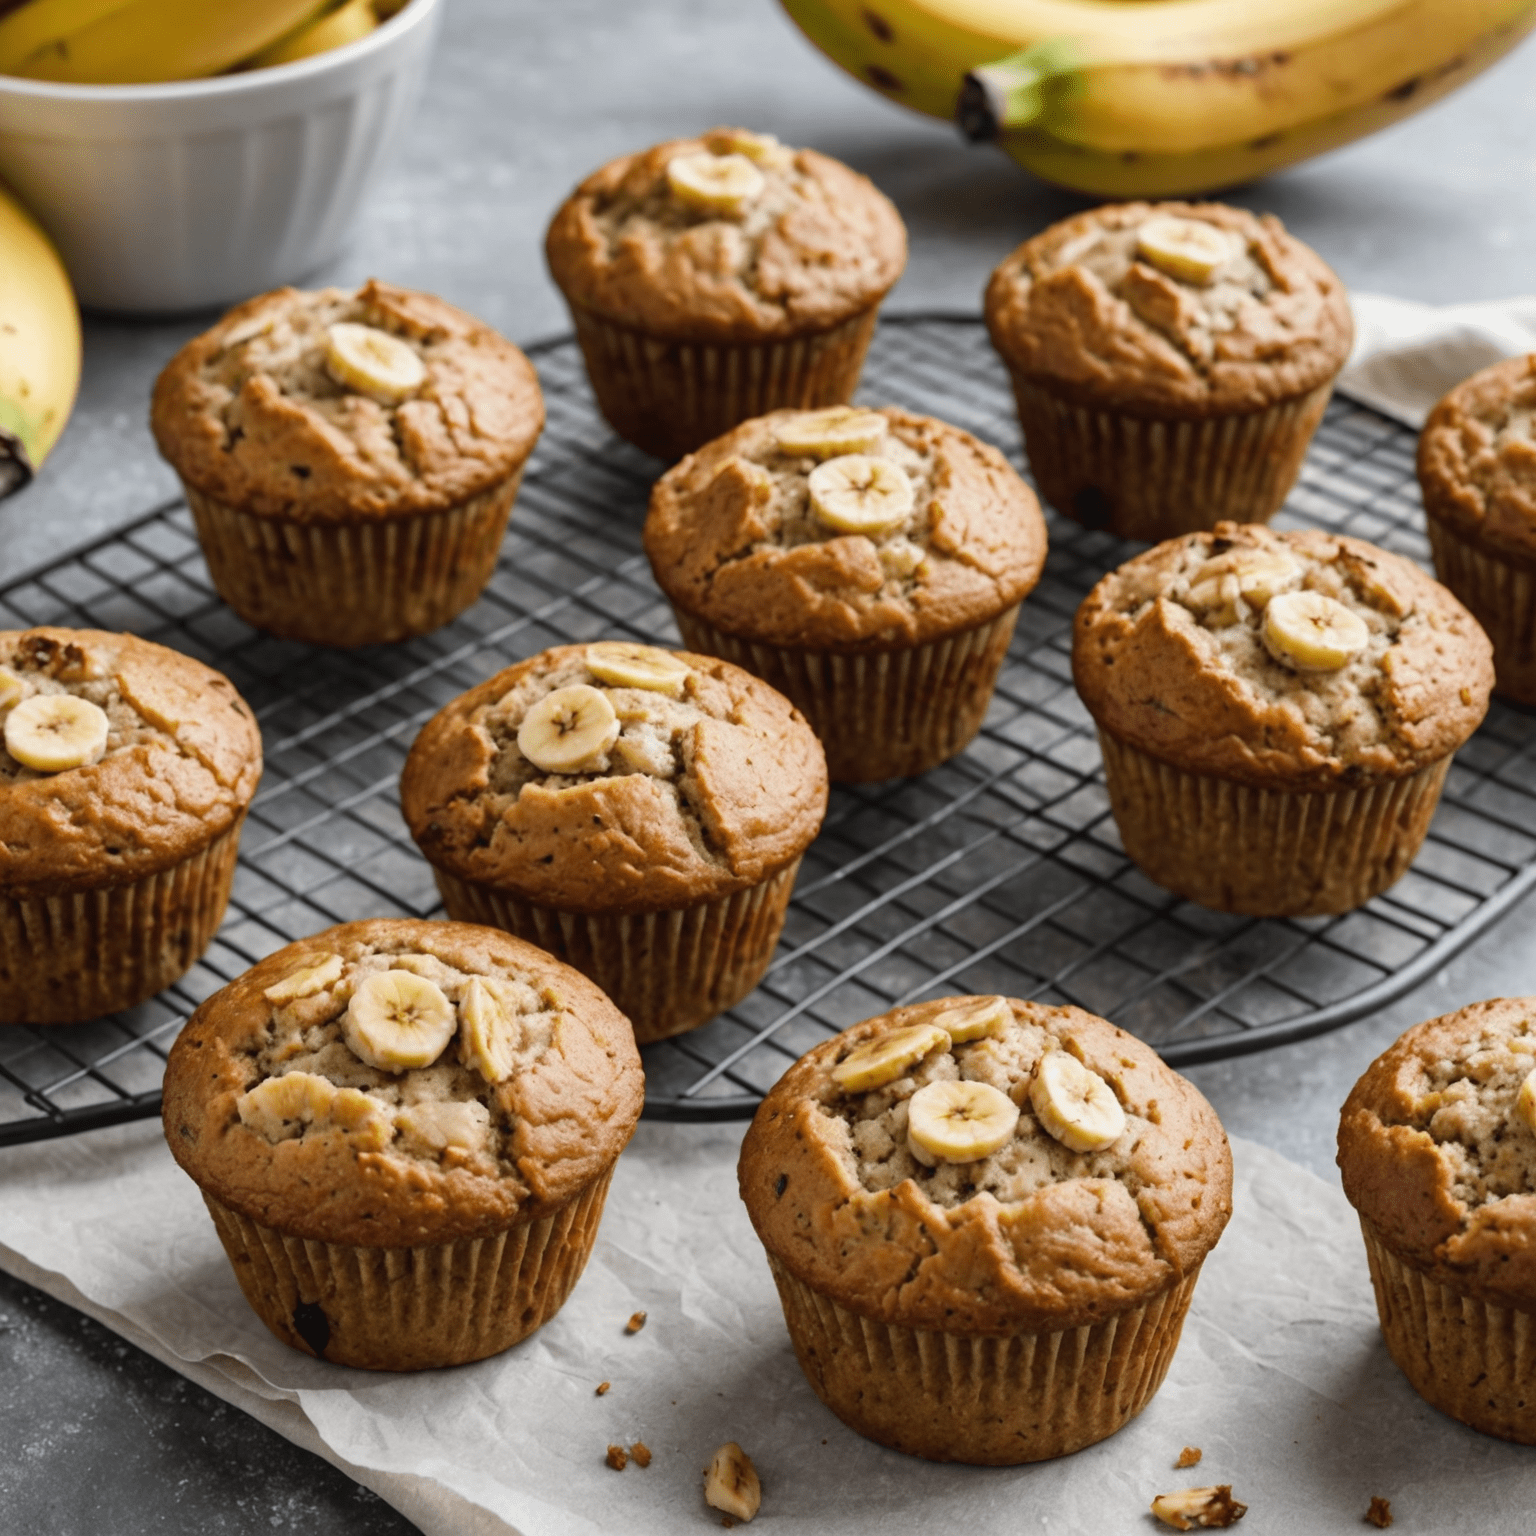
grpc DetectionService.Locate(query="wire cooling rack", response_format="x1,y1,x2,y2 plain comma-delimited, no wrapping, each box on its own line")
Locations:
2,315,1534,1142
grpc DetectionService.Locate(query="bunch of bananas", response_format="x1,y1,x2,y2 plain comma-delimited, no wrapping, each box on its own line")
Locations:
0,0,401,84
781,0,1536,196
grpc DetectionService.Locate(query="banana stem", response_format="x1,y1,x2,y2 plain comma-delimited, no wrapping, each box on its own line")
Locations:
0,429,32,499
957,39,1083,142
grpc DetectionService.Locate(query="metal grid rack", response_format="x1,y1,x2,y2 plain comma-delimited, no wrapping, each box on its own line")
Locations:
2,315,1533,1142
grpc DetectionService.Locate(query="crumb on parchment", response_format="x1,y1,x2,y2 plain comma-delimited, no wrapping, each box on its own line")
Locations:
605,1445,627,1471
1151,1485,1247,1530
631,1441,652,1468
626,1310,647,1333
1365,1497,1393,1529
1177,1447,1203,1469
595,1381,610,1396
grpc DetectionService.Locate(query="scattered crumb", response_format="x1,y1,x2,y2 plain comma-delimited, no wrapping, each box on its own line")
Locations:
1151,1485,1247,1530
626,1310,647,1334
821,1439,827,1445
1365,1497,1393,1529
595,1381,610,1396
1177,1447,1203,1469
605,1445,628,1472
722,1521,735,1530
631,1441,652,1468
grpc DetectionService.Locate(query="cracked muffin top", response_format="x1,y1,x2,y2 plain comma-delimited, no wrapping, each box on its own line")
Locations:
1418,355,1536,564
1339,998,1536,1309
163,919,643,1247
644,407,1047,649
400,643,827,912
544,127,907,343
1073,522,1492,788
0,628,261,898
151,280,544,521
984,201,1353,416
739,995,1232,1333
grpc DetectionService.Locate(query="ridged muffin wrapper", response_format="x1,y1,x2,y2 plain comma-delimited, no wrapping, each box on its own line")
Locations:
566,302,879,463
430,859,801,1044
1097,730,1451,917
1423,505,1536,706
202,1167,615,1371
1359,1215,1536,1444
1004,372,1334,542
767,1253,1200,1464
0,816,244,1026
670,606,1021,783
183,470,524,648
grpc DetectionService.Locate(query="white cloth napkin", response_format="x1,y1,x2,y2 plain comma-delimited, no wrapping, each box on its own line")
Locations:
4,1120,1536,1536
1339,292,1536,427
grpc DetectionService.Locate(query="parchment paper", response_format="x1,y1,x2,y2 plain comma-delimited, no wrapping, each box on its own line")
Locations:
3,1121,1533,1535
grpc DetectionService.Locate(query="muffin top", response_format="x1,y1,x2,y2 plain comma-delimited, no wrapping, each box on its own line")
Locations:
544,127,907,343
739,995,1231,1334
151,280,544,521
1417,355,1536,564
984,201,1353,416
644,407,1048,649
1339,998,1536,1309
400,643,827,912
163,919,644,1247
0,627,261,898
1073,522,1493,788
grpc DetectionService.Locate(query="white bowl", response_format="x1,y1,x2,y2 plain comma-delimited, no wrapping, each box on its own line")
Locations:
0,0,442,313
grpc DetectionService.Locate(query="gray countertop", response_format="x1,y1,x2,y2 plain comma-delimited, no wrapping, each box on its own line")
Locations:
2,0,1535,1529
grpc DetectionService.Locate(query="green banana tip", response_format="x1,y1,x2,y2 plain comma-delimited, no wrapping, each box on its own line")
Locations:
957,38,1084,144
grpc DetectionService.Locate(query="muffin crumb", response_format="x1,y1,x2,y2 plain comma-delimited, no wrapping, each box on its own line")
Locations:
1365,1497,1393,1529
626,1310,647,1334
605,1445,628,1471
1151,1485,1247,1529
631,1441,652,1468
1176,1446,1203,1468
595,1380,610,1396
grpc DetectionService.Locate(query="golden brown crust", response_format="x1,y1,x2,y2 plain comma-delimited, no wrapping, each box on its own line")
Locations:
162,919,644,1247
739,998,1232,1334
984,201,1352,418
1072,523,1492,789
400,645,827,913
1417,355,1536,565
644,408,1047,650
0,628,261,898
544,129,906,344
1338,998,1536,1310
151,280,544,521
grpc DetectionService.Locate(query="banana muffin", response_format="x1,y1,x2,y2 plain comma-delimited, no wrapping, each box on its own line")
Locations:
1073,522,1492,916
545,127,906,461
399,643,826,1041
1338,997,1536,1442
739,994,1232,1463
0,627,261,1024
644,406,1048,780
985,201,1353,541
1417,355,1536,704
163,918,643,1371
151,279,544,646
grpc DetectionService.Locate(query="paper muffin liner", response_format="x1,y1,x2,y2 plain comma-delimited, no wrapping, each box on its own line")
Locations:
670,606,1020,783
1004,372,1334,542
1097,730,1451,917
1423,509,1536,706
766,1253,1200,1464
1359,1216,1536,1444
203,1166,614,1372
430,860,800,1044
0,816,244,1026
566,302,880,462
183,469,524,647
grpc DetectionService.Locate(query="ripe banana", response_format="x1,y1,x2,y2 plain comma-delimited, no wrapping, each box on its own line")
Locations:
343,969,457,1072
248,0,378,70
4,694,108,772
1029,1050,1126,1151
668,152,765,215
0,183,79,499
930,995,1011,1043
906,1078,1019,1163
831,1021,951,1091
518,684,620,774
807,454,914,535
1262,590,1370,671
458,976,517,1084
779,0,1536,197
775,407,888,458
585,642,692,695
264,953,345,1005
326,322,425,404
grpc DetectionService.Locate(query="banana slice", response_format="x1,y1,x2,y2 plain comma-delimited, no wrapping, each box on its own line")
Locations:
585,642,691,696
703,1442,761,1523
931,996,1011,1044
458,975,518,1084
395,1098,490,1154
1136,215,1239,285
906,1078,1020,1165
1188,548,1299,615
1262,590,1370,672
263,953,344,1006
807,454,914,536
0,666,22,710
1516,1066,1536,1136
830,1022,951,1093
774,407,888,459
1030,1050,1127,1152
721,129,794,170
4,693,109,772
342,970,457,1072
666,152,764,215
324,322,426,405
517,684,620,774
237,1071,392,1149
